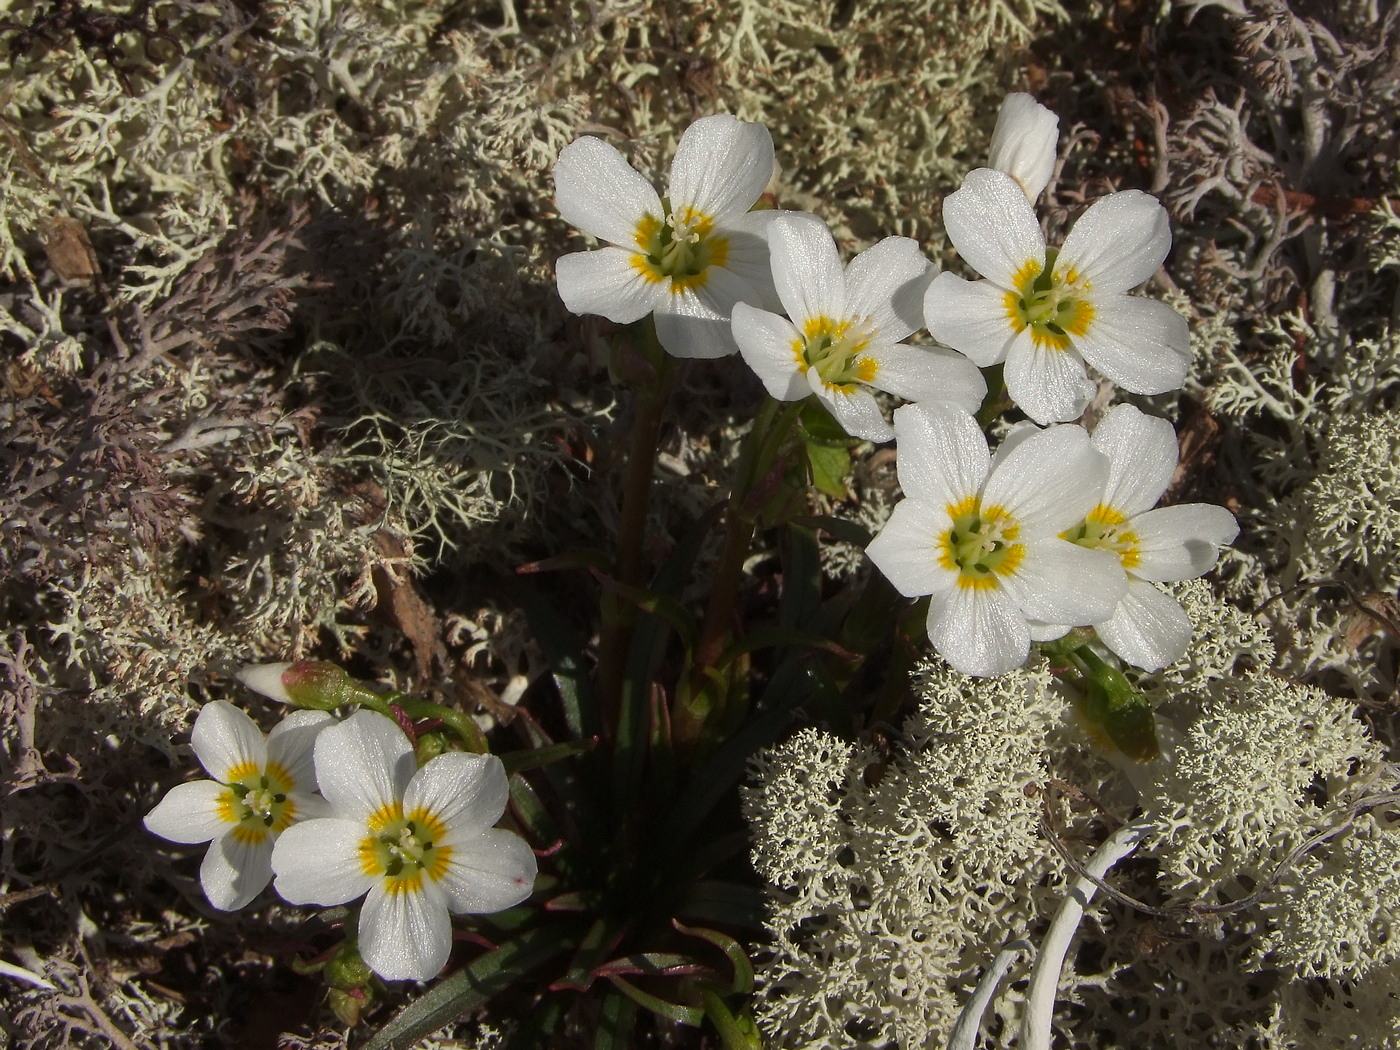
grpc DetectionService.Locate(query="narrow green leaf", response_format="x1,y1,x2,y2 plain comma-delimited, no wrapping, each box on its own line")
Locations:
592,571,698,652
516,549,611,574
364,926,574,1050
672,920,754,994
701,987,763,1050
714,625,855,669
594,991,638,1050
594,952,707,977
674,879,771,932
506,994,567,1050
505,578,598,740
791,514,874,549
500,738,597,776
552,918,622,993
606,976,705,1027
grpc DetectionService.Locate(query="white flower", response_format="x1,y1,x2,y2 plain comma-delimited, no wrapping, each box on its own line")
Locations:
865,402,1125,676
1060,403,1239,670
554,114,782,359
270,711,537,982
926,168,1190,425
144,702,333,911
732,214,986,441
988,92,1059,202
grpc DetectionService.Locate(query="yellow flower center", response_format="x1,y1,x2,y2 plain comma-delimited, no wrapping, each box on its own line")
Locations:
938,496,1025,589
1062,504,1140,569
791,315,878,393
357,803,453,897
631,203,729,293
1003,251,1095,351
217,760,299,845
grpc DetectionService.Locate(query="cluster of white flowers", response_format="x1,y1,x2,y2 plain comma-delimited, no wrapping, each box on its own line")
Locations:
144,682,537,983
554,97,1237,676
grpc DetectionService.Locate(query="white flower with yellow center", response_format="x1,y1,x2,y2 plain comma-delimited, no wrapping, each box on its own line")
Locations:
925,168,1190,425
144,702,333,911
988,92,1060,202
270,711,537,983
865,402,1126,676
554,114,783,359
1059,403,1239,670
732,214,986,441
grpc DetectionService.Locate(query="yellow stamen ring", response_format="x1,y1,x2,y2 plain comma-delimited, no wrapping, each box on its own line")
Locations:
939,496,1025,590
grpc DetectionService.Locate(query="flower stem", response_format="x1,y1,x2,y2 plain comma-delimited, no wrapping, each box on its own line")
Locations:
678,397,802,747
596,320,679,737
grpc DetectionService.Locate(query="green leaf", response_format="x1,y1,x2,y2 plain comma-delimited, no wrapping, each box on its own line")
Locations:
592,571,698,652
701,987,763,1050
506,994,567,1050
805,440,852,499
594,952,708,978
364,927,574,1050
593,991,639,1050
673,879,771,932
798,398,858,446
791,514,873,549
672,920,754,994
515,549,611,574
552,918,623,993
507,578,598,740
500,738,597,777
714,625,855,670
606,976,705,1027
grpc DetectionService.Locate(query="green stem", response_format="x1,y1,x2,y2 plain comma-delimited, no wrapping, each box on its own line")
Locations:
597,321,679,737
678,398,802,747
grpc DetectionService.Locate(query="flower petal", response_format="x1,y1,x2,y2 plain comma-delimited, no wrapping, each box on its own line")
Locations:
1091,403,1178,516
652,272,751,358
941,168,1046,289
1002,330,1096,425
926,583,1031,677
715,210,783,311
1074,295,1190,395
866,499,960,599
924,272,1017,367
437,827,538,914
1000,538,1126,625
988,93,1059,202
235,662,293,703
201,833,273,911
844,236,932,342
191,701,267,782
404,752,509,834
1128,504,1239,582
1095,577,1193,671
860,342,986,413
889,401,991,507
266,710,335,795
769,213,845,325
981,422,1107,537
1056,190,1170,295
359,880,452,983
810,376,893,443
733,303,807,400
554,135,662,246
1027,620,1072,642
144,780,229,844
668,114,774,219
556,247,665,325
285,790,331,823
271,818,375,905
313,711,416,823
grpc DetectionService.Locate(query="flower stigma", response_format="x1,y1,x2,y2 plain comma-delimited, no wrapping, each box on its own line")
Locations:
1063,504,1140,569
939,497,1025,589
632,202,729,292
1004,250,1095,350
793,315,877,391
